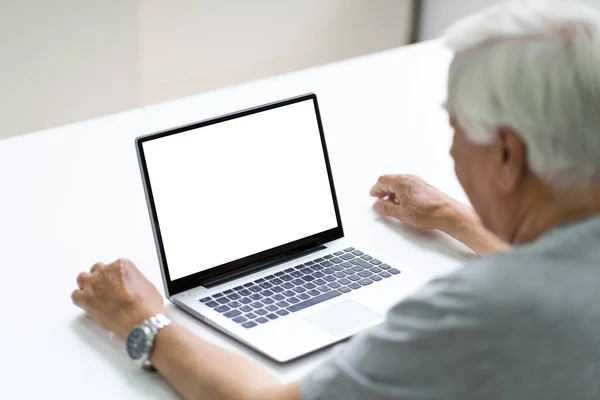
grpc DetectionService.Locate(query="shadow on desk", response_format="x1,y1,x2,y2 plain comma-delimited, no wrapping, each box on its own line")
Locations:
70,315,179,399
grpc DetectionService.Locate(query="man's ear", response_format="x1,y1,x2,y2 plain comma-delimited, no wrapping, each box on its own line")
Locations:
495,126,528,193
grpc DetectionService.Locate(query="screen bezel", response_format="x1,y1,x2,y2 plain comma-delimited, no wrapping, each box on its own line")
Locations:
136,93,344,297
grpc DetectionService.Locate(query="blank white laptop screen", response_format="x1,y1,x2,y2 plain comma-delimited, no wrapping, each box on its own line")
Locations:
142,100,339,280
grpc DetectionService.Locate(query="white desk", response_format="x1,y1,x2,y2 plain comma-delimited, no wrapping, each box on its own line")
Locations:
0,40,472,398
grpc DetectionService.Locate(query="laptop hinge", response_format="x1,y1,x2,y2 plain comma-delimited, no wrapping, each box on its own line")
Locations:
200,242,326,288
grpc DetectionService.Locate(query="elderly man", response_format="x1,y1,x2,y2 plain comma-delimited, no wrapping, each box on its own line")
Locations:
72,1,600,399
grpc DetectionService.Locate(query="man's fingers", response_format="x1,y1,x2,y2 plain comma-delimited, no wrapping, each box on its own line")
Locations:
77,272,91,289
373,198,400,218
71,289,87,307
90,262,105,274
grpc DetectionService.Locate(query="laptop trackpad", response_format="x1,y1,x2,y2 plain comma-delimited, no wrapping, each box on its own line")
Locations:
304,301,383,336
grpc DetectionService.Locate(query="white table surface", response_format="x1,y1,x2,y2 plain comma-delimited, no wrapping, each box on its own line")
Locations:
0,40,474,398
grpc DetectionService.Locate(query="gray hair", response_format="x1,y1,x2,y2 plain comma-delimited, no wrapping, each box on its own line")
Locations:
445,0,600,189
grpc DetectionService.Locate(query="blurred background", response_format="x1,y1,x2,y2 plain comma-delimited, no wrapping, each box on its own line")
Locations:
2,0,600,140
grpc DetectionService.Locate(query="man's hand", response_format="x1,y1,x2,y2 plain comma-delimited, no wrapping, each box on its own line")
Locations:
370,174,510,255
370,174,466,231
71,258,166,340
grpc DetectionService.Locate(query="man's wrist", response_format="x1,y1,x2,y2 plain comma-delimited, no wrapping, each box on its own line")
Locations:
438,201,478,237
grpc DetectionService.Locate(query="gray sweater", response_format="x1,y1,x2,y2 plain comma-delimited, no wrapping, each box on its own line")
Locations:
300,215,600,399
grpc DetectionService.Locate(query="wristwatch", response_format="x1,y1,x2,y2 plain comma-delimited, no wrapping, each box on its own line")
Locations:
125,314,173,371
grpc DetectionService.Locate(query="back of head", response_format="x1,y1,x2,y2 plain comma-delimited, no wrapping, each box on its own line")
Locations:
445,0,600,190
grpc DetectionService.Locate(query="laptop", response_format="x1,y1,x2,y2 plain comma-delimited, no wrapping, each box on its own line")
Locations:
136,93,419,362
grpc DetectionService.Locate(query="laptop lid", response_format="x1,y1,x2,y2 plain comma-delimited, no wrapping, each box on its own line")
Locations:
136,94,344,297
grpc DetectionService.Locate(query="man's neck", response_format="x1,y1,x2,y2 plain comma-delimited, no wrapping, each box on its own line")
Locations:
511,184,600,245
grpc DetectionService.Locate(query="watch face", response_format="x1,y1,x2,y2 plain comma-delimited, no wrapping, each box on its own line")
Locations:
126,327,149,360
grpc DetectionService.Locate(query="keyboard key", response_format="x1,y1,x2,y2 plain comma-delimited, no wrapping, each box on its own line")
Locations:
341,253,355,260
256,317,269,324
288,297,300,304
205,301,219,308
328,282,341,289
323,268,335,274
263,298,275,305
217,297,230,304
334,251,344,256
318,285,332,292
274,271,286,276
323,254,334,260
358,270,373,278
249,286,262,293
389,269,400,275
361,255,373,261
302,275,315,282
242,321,258,328
321,261,334,267
331,257,343,264
379,272,392,278
292,279,304,286
238,289,251,296
259,282,273,289
229,301,241,308
347,275,361,282
267,314,279,320
273,294,285,301
312,264,324,271
305,261,316,266
255,278,265,284
291,271,303,278
324,275,336,282
332,265,344,271
352,250,364,256
303,282,317,289
352,266,364,272
228,293,241,300
338,278,351,285
251,302,264,309
283,290,296,297
308,289,321,296
287,290,342,312
261,290,274,297
341,262,352,268
275,301,289,308
271,286,284,293
284,268,295,273
233,286,244,291
293,286,306,293
359,278,373,286
244,283,255,287
224,310,242,318
314,279,327,285
282,283,294,289
313,258,324,263
300,268,313,275
313,271,325,278
339,286,352,294
250,294,263,301
281,275,293,282
270,278,283,285
233,316,247,324
265,275,275,280
380,264,391,270
276,310,290,316
255,309,268,316
343,268,355,275
370,259,382,265
343,247,355,252
239,298,252,304
370,275,383,282
298,293,310,300
240,305,253,313
215,305,231,313
267,305,280,312
370,267,382,273
350,258,372,269
200,297,212,303
213,293,224,298
348,283,361,290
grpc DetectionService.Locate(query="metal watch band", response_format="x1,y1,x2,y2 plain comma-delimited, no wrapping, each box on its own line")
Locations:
140,314,173,371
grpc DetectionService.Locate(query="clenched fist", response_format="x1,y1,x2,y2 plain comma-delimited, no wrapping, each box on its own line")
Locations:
71,259,166,340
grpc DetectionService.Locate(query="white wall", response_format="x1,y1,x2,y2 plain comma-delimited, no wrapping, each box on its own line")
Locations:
420,0,600,40
0,0,414,140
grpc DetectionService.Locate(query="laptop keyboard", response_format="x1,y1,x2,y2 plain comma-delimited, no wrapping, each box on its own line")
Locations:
198,248,400,329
